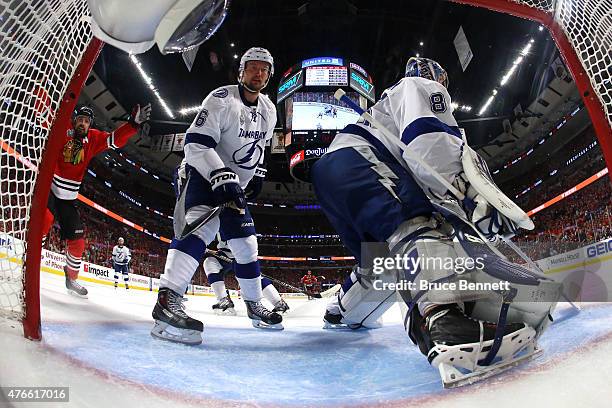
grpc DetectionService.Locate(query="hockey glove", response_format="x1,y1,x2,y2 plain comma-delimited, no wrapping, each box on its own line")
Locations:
210,167,246,211
245,166,266,199
453,172,518,240
129,103,152,127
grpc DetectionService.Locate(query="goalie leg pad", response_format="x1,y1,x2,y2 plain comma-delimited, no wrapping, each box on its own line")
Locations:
332,268,398,329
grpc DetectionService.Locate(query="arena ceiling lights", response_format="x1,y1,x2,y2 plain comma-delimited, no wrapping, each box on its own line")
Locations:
129,54,175,118
478,38,535,116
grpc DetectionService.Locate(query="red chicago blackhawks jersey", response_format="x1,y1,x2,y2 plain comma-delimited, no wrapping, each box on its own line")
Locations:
51,123,137,200
301,275,317,285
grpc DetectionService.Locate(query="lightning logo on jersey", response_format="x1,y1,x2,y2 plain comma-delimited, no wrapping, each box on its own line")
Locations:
356,146,400,202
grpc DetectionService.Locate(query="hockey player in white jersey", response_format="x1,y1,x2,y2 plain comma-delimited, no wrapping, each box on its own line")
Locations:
311,57,560,386
111,237,131,289
151,47,282,345
204,240,289,315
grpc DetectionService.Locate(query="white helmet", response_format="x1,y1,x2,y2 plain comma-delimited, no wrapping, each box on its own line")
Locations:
238,47,274,91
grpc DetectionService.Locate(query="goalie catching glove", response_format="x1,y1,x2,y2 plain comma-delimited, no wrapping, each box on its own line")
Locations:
452,172,519,240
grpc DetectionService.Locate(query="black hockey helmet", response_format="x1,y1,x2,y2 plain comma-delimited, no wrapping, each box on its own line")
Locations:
73,105,95,124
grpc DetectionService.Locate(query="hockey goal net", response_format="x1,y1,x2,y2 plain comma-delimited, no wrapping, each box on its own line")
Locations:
0,0,610,341
0,0,99,339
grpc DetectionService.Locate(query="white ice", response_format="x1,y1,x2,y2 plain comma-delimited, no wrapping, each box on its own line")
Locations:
1,272,612,408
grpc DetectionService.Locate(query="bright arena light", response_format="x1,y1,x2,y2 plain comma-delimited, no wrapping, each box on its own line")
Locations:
478,38,534,115
179,105,202,116
129,54,175,118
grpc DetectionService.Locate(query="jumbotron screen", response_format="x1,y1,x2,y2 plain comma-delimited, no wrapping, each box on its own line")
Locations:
291,91,361,131
304,66,348,86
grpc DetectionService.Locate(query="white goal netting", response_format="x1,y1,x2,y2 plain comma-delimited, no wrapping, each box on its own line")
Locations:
0,0,92,321
505,0,611,127
0,0,609,334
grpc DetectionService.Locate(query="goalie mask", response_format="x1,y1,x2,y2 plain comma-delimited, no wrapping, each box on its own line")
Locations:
238,47,274,92
405,57,449,89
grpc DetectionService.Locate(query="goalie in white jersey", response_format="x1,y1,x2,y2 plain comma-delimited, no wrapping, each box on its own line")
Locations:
311,57,560,387
152,47,282,345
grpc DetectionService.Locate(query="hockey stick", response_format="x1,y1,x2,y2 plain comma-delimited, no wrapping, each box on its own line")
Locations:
334,89,532,229
501,236,581,312
334,90,571,296
178,202,245,241
333,90,535,257
177,206,223,240
205,249,325,299
260,274,322,298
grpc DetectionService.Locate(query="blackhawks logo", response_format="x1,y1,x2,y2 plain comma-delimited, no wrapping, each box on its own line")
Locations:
62,138,84,165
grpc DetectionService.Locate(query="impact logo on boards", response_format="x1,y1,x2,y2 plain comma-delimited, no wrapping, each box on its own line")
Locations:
586,238,612,258
83,263,110,278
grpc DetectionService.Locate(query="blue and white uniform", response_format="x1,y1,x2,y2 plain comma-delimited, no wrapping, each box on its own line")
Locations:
112,244,131,285
312,76,462,262
160,84,276,302
204,243,283,305
312,75,463,328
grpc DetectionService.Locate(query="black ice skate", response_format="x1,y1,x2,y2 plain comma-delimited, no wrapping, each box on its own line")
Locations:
272,299,290,314
212,295,236,316
245,300,283,330
151,288,203,345
64,267,88,298
420,304,539,388
322,309,346,329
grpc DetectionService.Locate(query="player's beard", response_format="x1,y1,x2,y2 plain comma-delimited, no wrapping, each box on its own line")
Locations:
74,125,88,139
244,78,265,93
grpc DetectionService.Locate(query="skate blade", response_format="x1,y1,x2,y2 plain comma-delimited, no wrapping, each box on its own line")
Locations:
214,308,237,316
150,321,203,345
322,321,350,330
441,348,543,388
251,320,284,330
66,289,88,299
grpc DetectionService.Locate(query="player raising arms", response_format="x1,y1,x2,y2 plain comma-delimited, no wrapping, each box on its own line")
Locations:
42,104,151,297
151,47,281,345
311,57,559,386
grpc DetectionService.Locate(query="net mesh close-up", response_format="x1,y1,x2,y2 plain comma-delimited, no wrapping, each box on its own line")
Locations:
0,0,92,320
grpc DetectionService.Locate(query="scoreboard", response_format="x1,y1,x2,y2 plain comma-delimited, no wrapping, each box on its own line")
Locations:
277,56,375,103
305,66,348,86
276,56,376,182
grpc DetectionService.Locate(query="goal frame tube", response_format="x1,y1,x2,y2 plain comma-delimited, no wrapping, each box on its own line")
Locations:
449,0,612,182
22,38,105,341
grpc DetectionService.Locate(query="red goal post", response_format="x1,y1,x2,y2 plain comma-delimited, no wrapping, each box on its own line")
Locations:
0,0,610,342
450,0,612,178
0,0,102,340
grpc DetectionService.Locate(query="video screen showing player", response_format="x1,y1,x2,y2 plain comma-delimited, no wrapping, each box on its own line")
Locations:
291,91,360,130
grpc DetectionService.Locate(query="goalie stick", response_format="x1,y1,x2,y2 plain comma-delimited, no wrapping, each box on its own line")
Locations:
334,89,533,230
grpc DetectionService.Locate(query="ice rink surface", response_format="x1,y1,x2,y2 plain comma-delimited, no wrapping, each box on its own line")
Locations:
2,272,612,408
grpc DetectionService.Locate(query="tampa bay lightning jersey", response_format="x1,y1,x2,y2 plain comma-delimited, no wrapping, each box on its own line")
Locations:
328,76,462,196
184,85,277,189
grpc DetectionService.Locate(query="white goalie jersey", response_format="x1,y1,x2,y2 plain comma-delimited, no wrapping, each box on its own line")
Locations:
183,85,277,189
328,76,463,196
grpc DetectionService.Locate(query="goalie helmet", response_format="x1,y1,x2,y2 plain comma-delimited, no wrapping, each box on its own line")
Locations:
405,57,449,89
238,47,274,90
